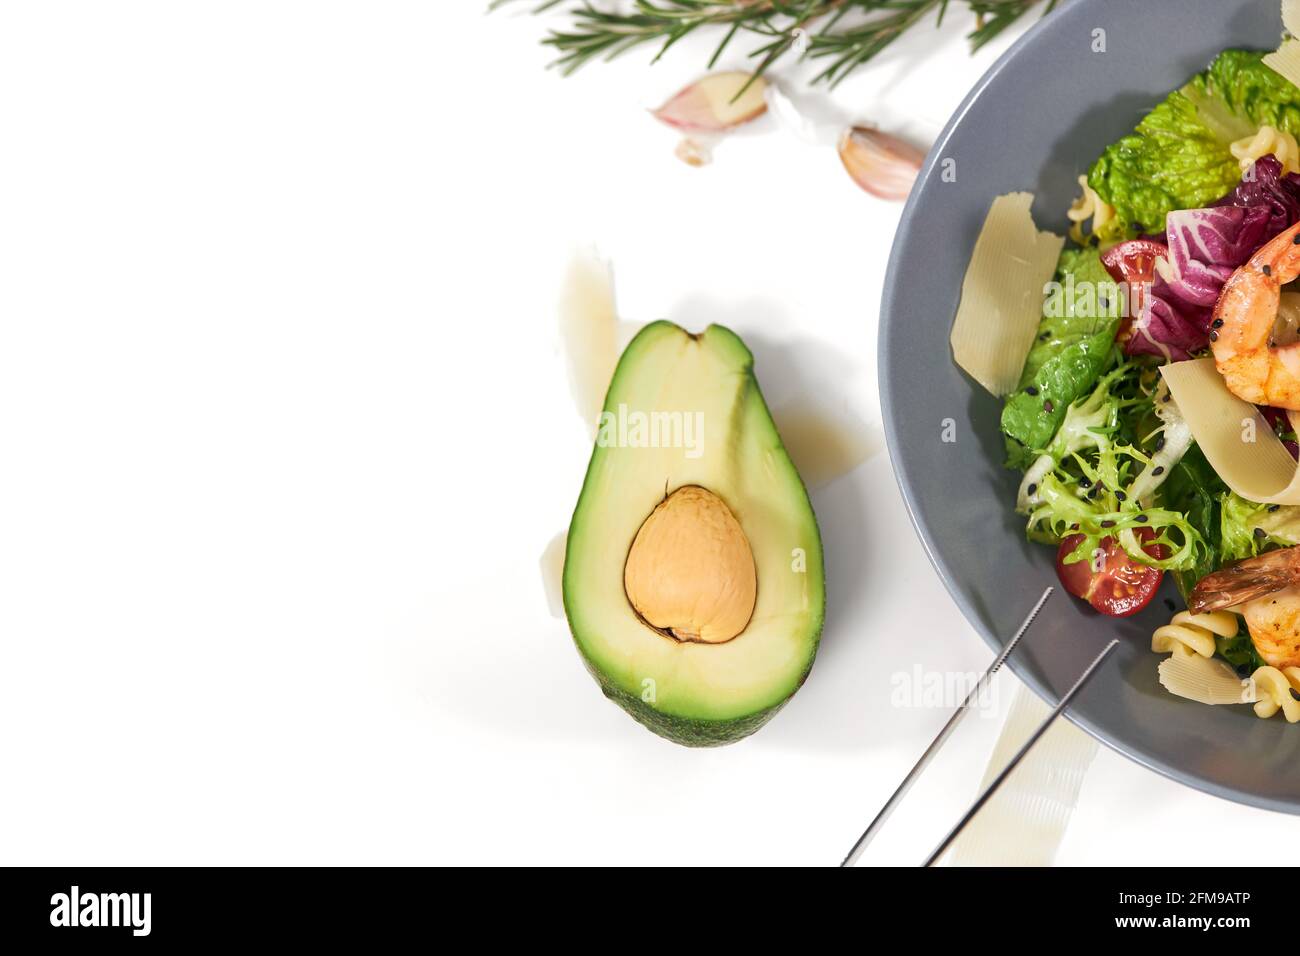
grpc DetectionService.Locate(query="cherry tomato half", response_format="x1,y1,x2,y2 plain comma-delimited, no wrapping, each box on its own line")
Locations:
1101,238,1168,341
1055,526,1169,617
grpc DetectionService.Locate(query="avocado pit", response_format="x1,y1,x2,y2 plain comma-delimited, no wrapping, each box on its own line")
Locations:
623,485,757,644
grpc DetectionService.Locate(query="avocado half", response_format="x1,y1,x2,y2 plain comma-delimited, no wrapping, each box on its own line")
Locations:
563,321,825,746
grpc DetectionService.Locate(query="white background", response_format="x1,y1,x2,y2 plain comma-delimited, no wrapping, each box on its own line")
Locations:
1,1,1296,866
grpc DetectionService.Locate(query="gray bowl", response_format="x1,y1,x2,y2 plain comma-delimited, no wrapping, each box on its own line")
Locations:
880,0,1300,812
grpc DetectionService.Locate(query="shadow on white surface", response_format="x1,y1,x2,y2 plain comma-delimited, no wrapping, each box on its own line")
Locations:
758,453,986,755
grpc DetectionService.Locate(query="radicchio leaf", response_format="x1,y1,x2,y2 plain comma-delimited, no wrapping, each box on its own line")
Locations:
1112,154,1300,361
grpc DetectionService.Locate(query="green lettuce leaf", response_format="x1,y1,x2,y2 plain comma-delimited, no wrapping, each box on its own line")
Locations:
1001,248,1119,465
1158,444,1226,598
1088,49,1300,237
1216,630,1266,674
1190,49,1300,140
1019,248,1119,382
1002,326,1117,466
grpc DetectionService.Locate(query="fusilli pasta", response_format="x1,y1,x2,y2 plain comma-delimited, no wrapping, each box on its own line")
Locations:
1151,609,1237,658
1151,607,1300,723
1230,124,1300,175
1066,175,1117,246
1249,665,1300,722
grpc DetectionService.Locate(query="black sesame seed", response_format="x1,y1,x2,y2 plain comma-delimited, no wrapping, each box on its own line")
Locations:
1027,483,1037,495
1115,490,1127,502
1044,399,1054,413
1212,318,1224,329
1152,466,1165,476
1209,330,1219,342
1026,385,1039,396
1136,514,1148,522
1263,264,1272,277
1255,527,1267,539
1155,436,1166,451
1292,689,1300,702
1294,233,1300,244
1100,519,1116,528
1269,504,1281,512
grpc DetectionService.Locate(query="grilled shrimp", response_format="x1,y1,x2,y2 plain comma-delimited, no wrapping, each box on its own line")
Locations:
1190,546,1300,667
1211,221,1300,408
1240,587,1300,669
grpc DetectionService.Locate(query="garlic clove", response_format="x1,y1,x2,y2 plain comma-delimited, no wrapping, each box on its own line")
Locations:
838,126,925,201
651,72,768,132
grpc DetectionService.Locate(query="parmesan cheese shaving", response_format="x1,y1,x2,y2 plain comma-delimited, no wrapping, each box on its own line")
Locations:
950,193,1065,396
559,250,620,437
944,686,1097,867
1264,0,1300,86
1158,649,1255,706
540,529,567,619
1159,358,1300,505
1264,38,1300,89
1283,0,1300,37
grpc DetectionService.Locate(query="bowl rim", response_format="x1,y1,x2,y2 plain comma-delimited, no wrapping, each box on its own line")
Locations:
877,0,1300,815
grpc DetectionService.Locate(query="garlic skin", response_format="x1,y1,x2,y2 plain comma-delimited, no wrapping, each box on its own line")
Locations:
651,72,768,132
674,136,715,167
623,486,756,644
838,126,925,201
764,83,844,147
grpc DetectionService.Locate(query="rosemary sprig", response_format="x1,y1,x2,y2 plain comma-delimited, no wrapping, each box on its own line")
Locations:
493,0,1056,89
969,0,1059,50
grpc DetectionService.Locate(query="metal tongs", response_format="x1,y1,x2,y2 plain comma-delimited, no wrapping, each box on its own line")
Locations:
840,586,1118,867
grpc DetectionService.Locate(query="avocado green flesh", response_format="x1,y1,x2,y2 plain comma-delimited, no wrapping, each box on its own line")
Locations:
563,321,825,746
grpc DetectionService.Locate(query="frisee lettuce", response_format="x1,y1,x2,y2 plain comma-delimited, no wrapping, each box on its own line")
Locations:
1017,365,1207,573
1220,493,1300,562
1027,474,1204,572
